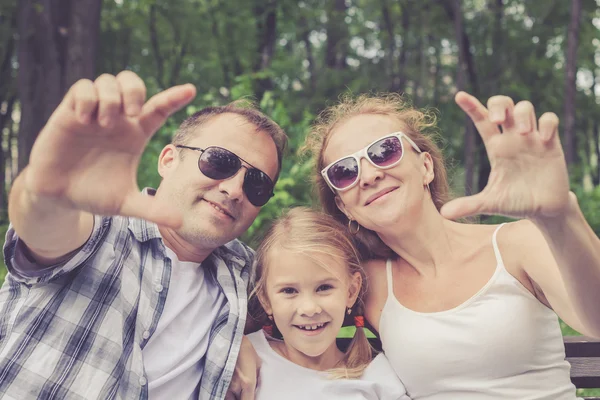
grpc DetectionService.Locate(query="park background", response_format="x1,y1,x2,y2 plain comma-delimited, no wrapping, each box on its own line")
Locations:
1,0,600,395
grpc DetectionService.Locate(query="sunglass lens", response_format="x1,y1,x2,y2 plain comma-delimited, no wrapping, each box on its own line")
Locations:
368,137,403,166
199,147,241,180
327,157,359,189
243,169,274,207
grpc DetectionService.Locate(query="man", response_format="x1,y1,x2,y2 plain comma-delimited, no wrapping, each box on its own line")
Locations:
0,71,286,400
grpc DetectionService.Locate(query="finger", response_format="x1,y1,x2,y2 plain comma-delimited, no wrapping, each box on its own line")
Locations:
225,382,241,400
513,101,537,136
455,91,500,141
240,386,255,400
116,71,147,117
139,84,197,136
65,79,98,125
487,95,515,130
120,192,183,229
538,112,560,144
94,74,123,128
440,193,487,220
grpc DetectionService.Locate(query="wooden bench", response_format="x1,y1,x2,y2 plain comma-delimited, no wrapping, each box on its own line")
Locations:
336,335,600,399
565,336,600,400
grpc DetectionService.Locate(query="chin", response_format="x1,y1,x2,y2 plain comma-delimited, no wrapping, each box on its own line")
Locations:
297,345,329,358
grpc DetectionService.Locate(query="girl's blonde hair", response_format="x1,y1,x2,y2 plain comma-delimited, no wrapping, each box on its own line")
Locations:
303,93,451,259
253,207,374,379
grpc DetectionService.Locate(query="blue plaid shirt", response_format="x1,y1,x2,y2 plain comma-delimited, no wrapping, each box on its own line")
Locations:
0,212,253,400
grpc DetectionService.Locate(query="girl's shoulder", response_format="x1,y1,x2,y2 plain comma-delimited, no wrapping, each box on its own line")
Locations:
247,330,273,359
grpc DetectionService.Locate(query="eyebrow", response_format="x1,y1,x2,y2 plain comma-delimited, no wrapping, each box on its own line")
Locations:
271,277,340,289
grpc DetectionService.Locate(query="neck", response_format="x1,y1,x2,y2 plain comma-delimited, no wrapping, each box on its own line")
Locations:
273,340,344,371
159,226,213,263
377,201,464,277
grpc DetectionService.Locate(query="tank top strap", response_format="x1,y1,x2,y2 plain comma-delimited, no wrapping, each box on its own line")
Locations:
492,223,507,266
385,258,394,296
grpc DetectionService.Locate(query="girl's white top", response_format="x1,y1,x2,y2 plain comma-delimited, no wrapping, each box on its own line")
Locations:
247,330,410,400
379,224,580,399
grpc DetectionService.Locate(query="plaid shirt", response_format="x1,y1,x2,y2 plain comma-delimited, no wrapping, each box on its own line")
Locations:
0,212,253,400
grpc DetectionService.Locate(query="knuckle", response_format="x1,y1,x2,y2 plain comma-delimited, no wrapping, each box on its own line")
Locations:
116,70,137,80
514,100,534,112
95,73,116,83
100,94,122,108
540,112,559,124
487,95,514,108
74,78,94,90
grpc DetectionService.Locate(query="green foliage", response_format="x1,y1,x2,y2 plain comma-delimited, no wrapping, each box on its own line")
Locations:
2,2,600,394
574,186,600,237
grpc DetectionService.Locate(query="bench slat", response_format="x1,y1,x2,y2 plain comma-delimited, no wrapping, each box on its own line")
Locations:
567,357,600,388
565,336,600,358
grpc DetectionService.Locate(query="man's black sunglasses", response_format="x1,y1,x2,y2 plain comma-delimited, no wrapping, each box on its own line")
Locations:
176,145,275,207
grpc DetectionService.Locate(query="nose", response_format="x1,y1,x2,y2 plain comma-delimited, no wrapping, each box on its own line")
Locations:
218,167,245,202
359,157,384,188
297,294,322,317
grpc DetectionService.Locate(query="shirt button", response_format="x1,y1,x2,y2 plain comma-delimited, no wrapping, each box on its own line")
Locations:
139,377,147,386
142,331,150,340
154,284,163,293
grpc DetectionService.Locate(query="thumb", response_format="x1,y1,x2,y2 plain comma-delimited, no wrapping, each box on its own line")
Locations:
440,193,487,220
120,192,183,229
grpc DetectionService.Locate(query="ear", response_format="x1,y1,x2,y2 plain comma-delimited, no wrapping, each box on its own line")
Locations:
158,144,179,178
258,291,273,316
334,195,354,221
346,271,363,308
421,152,435,185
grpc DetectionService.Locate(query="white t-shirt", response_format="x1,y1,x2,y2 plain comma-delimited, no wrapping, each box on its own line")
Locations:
247,330,410,400
143,246,225,400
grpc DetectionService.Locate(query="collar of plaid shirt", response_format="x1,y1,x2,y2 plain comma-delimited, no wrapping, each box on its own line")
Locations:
0,189,254,400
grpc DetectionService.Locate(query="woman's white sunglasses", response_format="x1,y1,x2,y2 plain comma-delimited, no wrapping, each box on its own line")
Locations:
321,132,421,192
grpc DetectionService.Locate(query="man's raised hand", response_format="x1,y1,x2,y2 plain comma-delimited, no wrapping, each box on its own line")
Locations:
25,71,196,228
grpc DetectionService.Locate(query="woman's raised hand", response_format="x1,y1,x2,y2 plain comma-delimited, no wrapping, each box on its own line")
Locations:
440,92,570,221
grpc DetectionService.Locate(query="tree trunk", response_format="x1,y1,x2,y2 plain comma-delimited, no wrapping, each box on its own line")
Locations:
431,35,440,104
252,0,277,100
17,0,102,172
207,3,231,88
591,57,600,186
0,96,15,221
564,0,582,167
446,0,476,196
65,0,101,88
300,16,317,94
380,0,396,85
487,0,504,96
149,4,165,88
394,5,410,93
325,0,348,70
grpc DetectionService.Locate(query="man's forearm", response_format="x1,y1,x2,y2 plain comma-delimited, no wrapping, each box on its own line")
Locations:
8,168,94,265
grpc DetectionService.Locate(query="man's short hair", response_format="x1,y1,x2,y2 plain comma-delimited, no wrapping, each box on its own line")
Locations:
172,100,288,181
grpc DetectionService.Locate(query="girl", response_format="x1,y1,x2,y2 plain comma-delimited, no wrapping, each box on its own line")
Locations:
247,207,410,399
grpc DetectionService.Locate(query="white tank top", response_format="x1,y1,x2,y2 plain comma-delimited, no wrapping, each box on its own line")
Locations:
379,224,579,399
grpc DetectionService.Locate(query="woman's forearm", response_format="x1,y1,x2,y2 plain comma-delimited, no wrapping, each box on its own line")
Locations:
532,192,600,336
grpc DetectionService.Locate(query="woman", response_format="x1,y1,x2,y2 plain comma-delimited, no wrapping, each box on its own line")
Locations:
301,91,600,399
